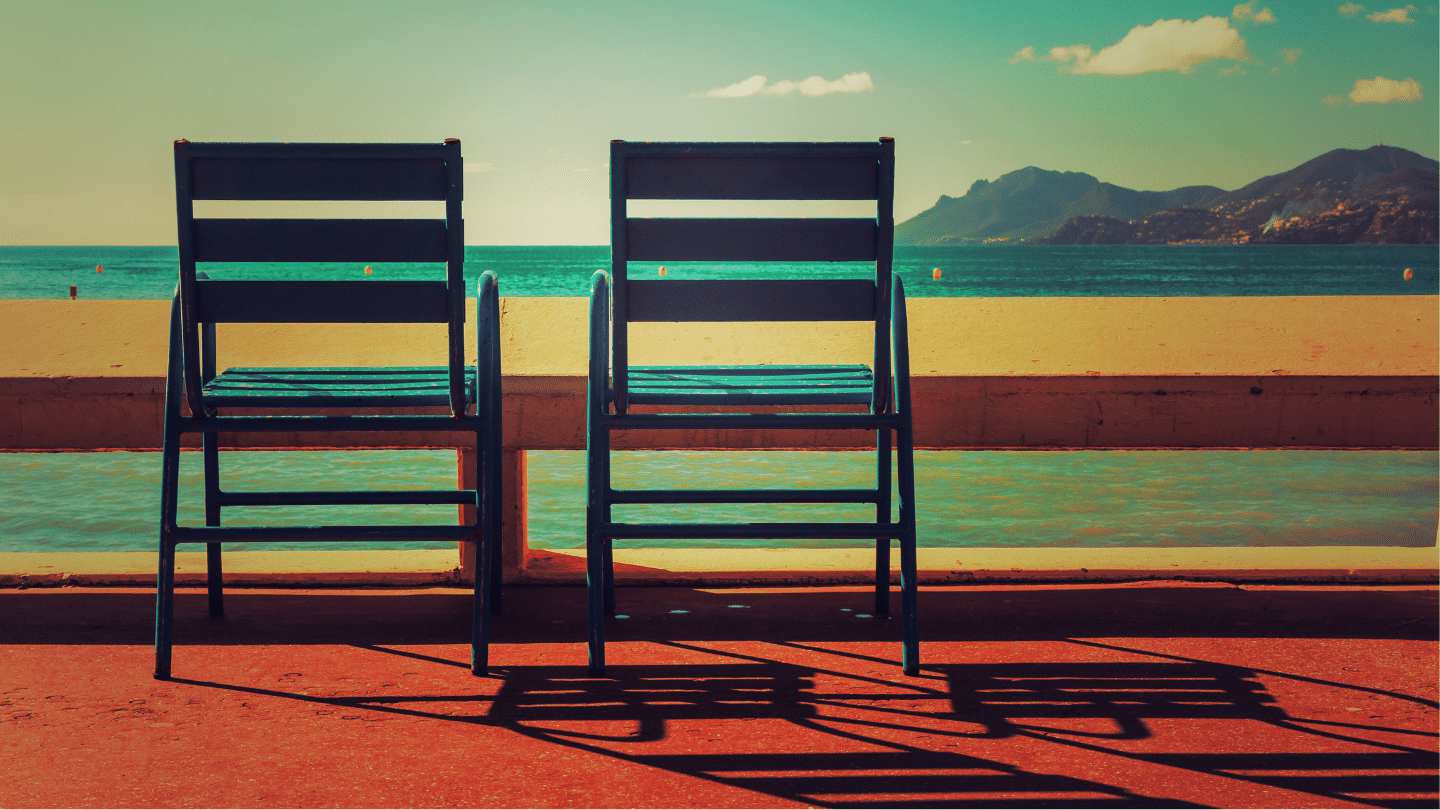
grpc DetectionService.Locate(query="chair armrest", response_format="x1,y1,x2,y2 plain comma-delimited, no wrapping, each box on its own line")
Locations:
890,274,912,416
588,271,611,413
476,270,500,415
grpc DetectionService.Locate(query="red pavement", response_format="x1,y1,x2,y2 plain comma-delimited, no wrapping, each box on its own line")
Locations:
2,582,1436,808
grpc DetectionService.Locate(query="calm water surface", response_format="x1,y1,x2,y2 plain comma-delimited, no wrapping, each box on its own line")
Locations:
1,450,1433,552
2,244,1435,298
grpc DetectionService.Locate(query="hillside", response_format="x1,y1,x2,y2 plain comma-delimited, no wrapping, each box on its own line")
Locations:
899,145,1438,245
1207,145,1436,227
895,168,1101,244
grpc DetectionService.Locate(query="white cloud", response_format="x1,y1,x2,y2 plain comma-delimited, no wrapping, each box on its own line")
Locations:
769,72,875,96
1321,93,1346,105
1366,4,1416,22
1221,64,1248,75
1232,2,1276,23
1349,75,1423,103
1338,2,1365,16
694,74,768,98
960,139,973,145
1008,46,1035,64
1043,44,1095,64
1278,48,1302,65
1033,16,1250,76
692,72,873,98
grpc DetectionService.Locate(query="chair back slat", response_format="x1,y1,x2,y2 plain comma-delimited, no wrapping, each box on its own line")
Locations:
190,156,449,200
627,218,876,262
193,219,448,263
195,280,450,323
628,279,874,322
627,155,878,200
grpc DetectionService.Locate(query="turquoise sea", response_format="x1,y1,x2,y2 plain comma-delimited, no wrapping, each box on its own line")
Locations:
0,449,1434,552
1,244,1436,551
0,244,1436,299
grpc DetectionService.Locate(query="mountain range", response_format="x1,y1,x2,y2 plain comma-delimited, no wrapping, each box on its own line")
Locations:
896,145,1438,245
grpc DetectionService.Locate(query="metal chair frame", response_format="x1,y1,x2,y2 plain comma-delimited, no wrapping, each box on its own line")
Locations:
156,140,501,679
587,139,918,675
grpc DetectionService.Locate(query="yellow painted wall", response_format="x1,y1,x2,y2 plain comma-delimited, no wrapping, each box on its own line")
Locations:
3,295,1434,379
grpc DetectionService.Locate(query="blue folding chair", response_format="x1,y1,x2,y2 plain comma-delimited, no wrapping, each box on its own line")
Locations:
587,139,918,675
157,140,502,678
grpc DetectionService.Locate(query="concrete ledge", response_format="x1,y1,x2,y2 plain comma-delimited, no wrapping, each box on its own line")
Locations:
4,547,1434,588
0,550,462,588
4,374,1436,450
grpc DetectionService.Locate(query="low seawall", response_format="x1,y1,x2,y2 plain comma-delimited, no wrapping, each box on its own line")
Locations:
4,296,1436,451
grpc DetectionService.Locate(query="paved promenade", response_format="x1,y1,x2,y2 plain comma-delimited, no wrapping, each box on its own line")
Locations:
3,582,1436,808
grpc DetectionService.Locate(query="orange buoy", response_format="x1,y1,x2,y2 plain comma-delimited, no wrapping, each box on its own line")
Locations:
932,267,941,280
95,265,103,273
658,266,667,276
364,265,373,275
1403,268,1413,280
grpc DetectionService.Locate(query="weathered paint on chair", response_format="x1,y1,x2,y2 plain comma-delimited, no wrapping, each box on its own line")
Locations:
157,140,502,679
587,139,919,675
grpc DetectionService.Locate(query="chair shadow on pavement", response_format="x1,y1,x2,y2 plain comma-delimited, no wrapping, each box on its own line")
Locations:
156,638,1436,809
7,585,1437,808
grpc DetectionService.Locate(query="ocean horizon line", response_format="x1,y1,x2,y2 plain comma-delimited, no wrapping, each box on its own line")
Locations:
3,244,1435,299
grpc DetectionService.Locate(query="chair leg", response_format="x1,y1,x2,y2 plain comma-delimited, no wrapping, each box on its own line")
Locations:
487,356,504,616
484,440,502,616
602,537,615,615
155,539,176,680
488,500,504,617
472,433,492,675
155,416,181,679
586,523,607,676
586,420,608,675
875,428,892,615
898,425,919,677
155,295,183,681
203,431,223,618
471,504,491,676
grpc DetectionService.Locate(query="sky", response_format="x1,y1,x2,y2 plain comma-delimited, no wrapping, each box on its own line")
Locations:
2,0,1436,245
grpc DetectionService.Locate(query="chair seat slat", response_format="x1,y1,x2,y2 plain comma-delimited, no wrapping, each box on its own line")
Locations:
627,364,873,405
202,366,475,407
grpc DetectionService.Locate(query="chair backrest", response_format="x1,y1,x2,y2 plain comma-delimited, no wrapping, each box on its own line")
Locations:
173,140,465,414
608,139,894,413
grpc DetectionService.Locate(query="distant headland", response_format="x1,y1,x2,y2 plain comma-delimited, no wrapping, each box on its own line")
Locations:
896,145,1438,245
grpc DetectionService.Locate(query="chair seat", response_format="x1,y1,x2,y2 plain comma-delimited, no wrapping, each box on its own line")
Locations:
626,364,873,405
202,366,477,407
